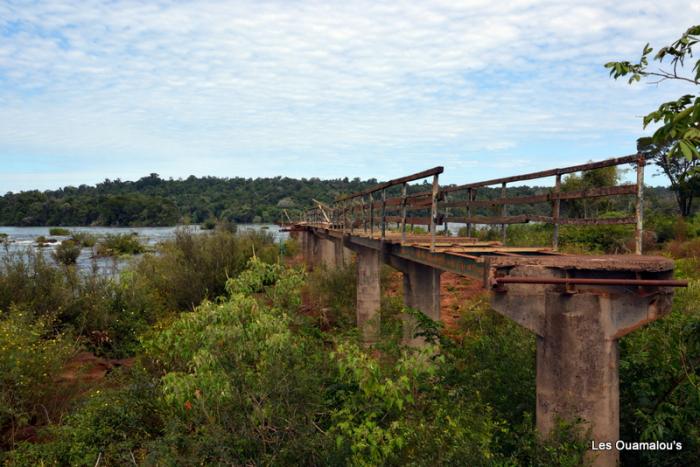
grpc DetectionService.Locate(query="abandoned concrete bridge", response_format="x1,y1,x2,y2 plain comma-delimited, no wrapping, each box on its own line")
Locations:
281,154,687,467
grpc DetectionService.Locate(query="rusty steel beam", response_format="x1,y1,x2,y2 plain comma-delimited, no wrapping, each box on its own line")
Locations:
493,277,688,287
385,215,433,225
541,216,636,225
442,154,645,193
448,215,530,225
448,215,636,226
440,184,637,209
337,166,444,201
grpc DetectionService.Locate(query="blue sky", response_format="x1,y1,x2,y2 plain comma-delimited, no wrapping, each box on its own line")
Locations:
1,0,698,192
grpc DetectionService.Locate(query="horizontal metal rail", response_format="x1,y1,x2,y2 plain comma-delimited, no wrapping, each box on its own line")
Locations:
337,166,443,201
493,277,688,287
442,154,645,193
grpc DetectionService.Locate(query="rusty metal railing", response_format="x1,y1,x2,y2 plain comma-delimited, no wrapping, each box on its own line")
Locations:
295,153,649,254
440,153,647,253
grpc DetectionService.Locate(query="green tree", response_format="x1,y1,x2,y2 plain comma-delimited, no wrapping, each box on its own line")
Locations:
638,138,700,217
605,25,700,161
561,165,619,218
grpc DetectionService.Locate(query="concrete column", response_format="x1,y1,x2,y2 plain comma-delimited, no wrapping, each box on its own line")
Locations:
356,247,381,345
489,260,675,467
301,230,320,270
537,292,618,467
300,231,310,266
319,238,336,269
402,262,441,347
334,239,353,267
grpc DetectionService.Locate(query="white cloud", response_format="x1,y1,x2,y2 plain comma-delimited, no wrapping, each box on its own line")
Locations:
0,0,697,190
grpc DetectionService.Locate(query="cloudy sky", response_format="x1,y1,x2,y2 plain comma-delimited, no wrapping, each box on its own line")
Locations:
1,1,698,192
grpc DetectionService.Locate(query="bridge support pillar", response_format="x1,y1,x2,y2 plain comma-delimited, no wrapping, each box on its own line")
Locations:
335,240,353,267
356,248,381,345
319,238,336,269
402,263,441,347
301,230,320,270
487,258,675,467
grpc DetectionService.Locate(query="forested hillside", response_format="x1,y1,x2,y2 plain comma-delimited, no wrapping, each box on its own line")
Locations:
0,172,680,226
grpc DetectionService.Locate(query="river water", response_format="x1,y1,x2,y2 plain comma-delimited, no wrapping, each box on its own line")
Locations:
0,224,289,274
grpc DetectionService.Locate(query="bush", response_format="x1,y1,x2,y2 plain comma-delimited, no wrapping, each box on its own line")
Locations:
35,236,57,246
132,229,278,311
49,228,71,236
281,237,300,257
8,368,163,466
70,231,97,248
142,273,332,464
618,272,700,466
558,222,633,254
201,217,217,230
0,311,74,450
304,264,357,331
668,238,700,259
52,240,82,266
95,233,145,256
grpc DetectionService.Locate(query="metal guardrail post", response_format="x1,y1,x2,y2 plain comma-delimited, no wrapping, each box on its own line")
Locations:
362,196,367,233
401,182,407,243
369,192,374,238
443,192,449,234
430,173,439,251
501,182,507,244
635,155,645,255
381,189,387,239
552,174,561,251
467,188,473,237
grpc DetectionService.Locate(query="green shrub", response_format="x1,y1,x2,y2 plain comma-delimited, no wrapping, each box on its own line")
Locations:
618,273,700,466
52,240,82,266
215,219,237,233
558,218,633,254
8,368,162,466
132,229,277,311
305,264,357,331
201,217,217,230
142,279,332,464
96,233,145,256
329,341,501,465
282,237,300,257
35,235,56,246
70,231,97,248
0,311,74,450
49,228,71,236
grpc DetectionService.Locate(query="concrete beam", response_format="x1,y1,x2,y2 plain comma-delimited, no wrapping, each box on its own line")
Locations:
356,247,381,345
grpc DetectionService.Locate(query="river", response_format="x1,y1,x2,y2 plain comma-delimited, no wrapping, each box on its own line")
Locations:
0,224,289,274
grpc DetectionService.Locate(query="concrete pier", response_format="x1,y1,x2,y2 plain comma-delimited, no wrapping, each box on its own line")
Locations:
487,256,675,467
319,238,336,269
356,247,381,345
401,262,441,346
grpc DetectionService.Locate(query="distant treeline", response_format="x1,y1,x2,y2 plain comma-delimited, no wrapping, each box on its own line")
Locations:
0,172,680,226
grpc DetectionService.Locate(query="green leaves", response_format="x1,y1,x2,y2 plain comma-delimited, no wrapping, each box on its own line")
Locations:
607,25,700,163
